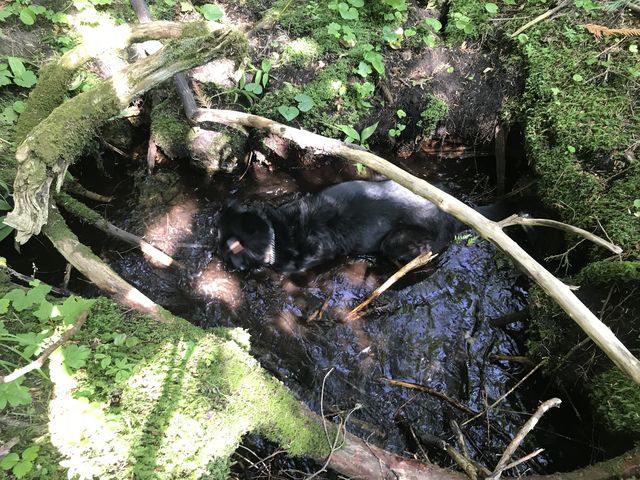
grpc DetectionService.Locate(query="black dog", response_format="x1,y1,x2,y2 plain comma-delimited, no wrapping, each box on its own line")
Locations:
218,180,505,273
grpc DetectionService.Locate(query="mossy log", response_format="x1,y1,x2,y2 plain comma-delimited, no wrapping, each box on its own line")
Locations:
5,25,247,244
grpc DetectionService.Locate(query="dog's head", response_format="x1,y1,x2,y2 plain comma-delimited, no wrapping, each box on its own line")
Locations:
218,202,276,271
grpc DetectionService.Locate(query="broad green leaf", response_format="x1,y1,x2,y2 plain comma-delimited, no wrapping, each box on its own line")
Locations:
0,453,19,470
244,82,263,94
423,17,442,32
7,57,25,77
348,0,364,6
125,336,139,347
277,105,299,121
355,61,372,77
0,298,10,314
199,4,223,20
484,3,498,13
33,300,54,320
0,379,32,409
364,51,384,75
13,70,37,88
58,296,94,325
360,122,379,143
0,224,11,243
13,460,33,479
294,93,314,112
13,100,26,113
327,22,341,37
30,5,46,14
62,344,91,371
18,8,35,25
0,72,12,87
0,198,10,210
21,445,39,462
338,2,358,19
336,124,360,142
113,333,127,346
261,59,271,73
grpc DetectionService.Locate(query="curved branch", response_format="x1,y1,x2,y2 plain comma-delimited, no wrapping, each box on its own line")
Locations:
499,215,622,254
191,108,640,385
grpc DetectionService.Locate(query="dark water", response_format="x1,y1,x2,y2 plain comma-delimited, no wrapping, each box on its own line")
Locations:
96,156,590,476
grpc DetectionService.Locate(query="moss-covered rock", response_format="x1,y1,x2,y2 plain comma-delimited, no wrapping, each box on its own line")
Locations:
591,367,640,434
150,96,191,159
1,295,331,480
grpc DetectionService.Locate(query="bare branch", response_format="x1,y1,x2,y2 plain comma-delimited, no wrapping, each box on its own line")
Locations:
1,311,89,384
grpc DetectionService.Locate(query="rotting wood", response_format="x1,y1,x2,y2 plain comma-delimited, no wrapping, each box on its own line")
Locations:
190,107,640,385
6,26,246,244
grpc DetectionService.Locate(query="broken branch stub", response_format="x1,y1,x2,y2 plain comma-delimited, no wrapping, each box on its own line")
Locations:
6,26,247,244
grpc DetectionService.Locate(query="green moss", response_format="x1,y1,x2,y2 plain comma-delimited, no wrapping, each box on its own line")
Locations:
578,260,640,285
151,96,191,158
1,289,331,479
591,368,640,433
418,93,448,137
517,17,640,255
55,191,106,225
281,37,323,68
14,62,78,145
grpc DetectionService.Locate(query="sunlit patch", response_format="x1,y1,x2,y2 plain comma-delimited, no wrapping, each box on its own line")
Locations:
276,309,304,337
143,198,199,262
195,260,242,309
125,288,156,311
140,242,174,267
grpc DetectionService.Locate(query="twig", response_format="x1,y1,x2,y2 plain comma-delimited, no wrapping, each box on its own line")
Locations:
0,437,19,458
419,433,491,479
501,447,545,472
2,262,70,296
380,378,478,416
1,311,89,384
491,354,535,366
510,0,571,38
489,398,562,479
347,251,436,321
461,360,547,427
66,178,114,203
499,215,622,254
450,420,470,459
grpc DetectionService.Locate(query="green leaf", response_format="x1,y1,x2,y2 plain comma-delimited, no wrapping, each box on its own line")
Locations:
423,17,442,31
62,344,91,371
0,298,10,314
277,105,300,121
503,0,516,4
327,22,341,37
633,199,640,209
244,82,263,94
484,2,499,13
572,73,584,82
423,33,437,48
0,72,12,87
396,109,406,118
0,198,10,210
0,224,11,243
336,124,360,142
338,2,358,19
113,333,127,346
13,70,37,88
567,145,576,153
33,300,54,320
12,100,26,113
58,296,94,325
30,5,46,14
294,93,315,112
8,57,25,77
348,0,364,6
199,3,223,20
21,445,39,462
18,7,35,25
125,336,139,347
355,61,372,78
0,379,32,409
364,51,384,75
0,453,19,470
13,460,33,479
360,122,378,144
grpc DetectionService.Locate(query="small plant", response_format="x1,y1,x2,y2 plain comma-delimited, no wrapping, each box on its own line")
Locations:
388,109,406,138
328,0,363,20
244,59,272,95
0,57,38,89
335,121,378,148
633,199,640,218
382,0,407,21
574,0,598,11
484,2,498,14
352,81,375,108
0,444,39,479
420,17,442,48
276,93,316,121
0,0,67,26
452,12,474,35
327,23,356,47
196,3,223,20
0,99,25,125
356,44,385,77
455,232,478,246
382,25,403,48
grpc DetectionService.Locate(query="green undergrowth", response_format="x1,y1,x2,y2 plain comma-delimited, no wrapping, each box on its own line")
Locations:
516,16,639,254
591,367,640,434
0,289,331,479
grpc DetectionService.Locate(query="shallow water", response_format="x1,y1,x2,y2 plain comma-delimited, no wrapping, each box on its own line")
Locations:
101,159,567,473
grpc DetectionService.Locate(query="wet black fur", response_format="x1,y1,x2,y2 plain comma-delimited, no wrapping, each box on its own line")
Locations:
218,180,505,273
